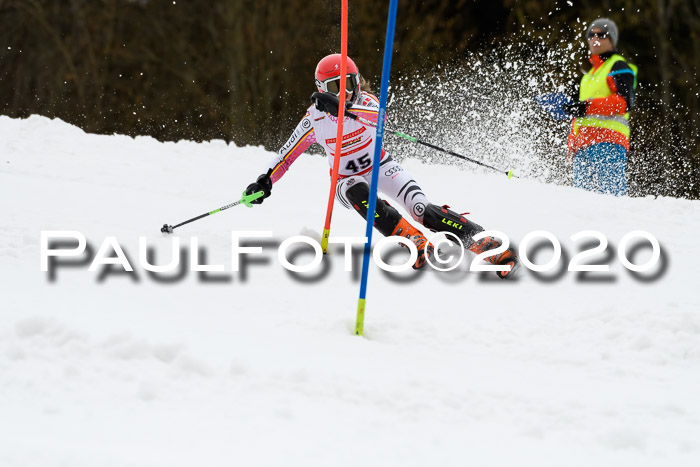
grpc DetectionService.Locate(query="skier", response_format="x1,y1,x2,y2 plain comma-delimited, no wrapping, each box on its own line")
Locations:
244,53,519,278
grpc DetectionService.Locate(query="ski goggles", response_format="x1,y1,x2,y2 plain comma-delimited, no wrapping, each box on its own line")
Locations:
316,74,359,96
586,31,609,40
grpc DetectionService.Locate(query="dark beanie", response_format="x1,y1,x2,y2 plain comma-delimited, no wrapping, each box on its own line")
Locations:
586,18,619,47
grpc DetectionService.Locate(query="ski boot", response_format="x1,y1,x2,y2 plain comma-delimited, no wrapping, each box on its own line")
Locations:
422,203,519,279
391,217,434,270
468,235,520,279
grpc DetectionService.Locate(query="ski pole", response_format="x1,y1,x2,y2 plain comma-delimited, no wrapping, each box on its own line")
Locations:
346,112,516,179
160,190,264,234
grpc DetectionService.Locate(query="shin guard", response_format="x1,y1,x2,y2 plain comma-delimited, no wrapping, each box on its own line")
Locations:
346,182,402,237
422,203,484,246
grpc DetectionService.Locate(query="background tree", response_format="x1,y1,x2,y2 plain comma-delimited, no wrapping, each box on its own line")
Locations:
0,0,697,198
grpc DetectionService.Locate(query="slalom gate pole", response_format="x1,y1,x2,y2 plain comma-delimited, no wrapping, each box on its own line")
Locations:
320,0,349,254
345,113,516,179
355,0,399,336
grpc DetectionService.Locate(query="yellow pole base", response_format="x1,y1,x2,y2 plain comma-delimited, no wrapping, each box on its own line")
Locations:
355,298,366,336
321,228,331,254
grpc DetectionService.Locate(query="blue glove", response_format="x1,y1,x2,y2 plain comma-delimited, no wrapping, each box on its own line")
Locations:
534,93,575,121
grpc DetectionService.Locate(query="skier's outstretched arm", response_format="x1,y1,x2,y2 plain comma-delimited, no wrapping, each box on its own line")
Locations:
244,112,316,205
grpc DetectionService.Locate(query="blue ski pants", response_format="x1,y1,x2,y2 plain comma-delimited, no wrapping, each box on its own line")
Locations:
573,142,627,196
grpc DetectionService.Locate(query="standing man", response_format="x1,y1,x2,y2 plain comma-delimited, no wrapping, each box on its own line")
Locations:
565,18,637,196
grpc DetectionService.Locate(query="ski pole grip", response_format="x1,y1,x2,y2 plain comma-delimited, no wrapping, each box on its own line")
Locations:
241,190,265,208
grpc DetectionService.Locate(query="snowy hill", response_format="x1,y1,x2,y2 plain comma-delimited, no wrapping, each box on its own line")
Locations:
1,115,699,467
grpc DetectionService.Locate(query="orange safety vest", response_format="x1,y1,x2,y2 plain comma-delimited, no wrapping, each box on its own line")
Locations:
568,54,637,156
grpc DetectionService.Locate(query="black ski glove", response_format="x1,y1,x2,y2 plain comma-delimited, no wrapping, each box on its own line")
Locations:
311,92,352,118
245,171,273,205
563,100,588,117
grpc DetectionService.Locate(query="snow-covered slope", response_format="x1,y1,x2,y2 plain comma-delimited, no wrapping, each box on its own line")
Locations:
1,115,699,467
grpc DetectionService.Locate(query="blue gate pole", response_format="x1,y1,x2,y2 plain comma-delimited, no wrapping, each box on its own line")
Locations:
355,0,399,336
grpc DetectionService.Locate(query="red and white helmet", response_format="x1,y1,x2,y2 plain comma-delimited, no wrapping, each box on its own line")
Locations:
315,53,361,104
